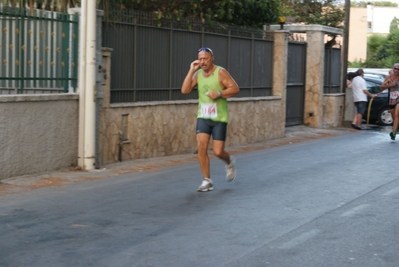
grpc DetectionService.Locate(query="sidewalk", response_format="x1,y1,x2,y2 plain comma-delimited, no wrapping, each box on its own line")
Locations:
0,125,353,195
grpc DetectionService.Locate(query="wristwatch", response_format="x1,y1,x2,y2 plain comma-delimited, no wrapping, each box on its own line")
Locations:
218,91,223,98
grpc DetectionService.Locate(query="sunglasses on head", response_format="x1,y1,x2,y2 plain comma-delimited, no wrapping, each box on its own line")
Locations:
198,47,213,55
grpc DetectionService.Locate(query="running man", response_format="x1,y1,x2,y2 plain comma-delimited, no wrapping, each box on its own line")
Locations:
181,47,240,192
381,63,399,140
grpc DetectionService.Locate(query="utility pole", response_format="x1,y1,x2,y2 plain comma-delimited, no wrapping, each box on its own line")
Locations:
77,0,97,170
342,0,350,91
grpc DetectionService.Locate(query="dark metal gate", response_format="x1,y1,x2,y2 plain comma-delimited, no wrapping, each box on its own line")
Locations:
286,42,306,126
102,9,273,103
324,47,341,93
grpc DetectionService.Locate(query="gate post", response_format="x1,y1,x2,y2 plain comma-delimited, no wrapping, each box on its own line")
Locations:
270,25,344,128
304,30,325,127
270,30,289,99
264,29,290,130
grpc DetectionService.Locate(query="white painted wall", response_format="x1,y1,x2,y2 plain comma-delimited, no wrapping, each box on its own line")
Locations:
368,6,399,34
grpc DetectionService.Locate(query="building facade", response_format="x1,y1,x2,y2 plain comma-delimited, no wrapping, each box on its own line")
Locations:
348,5,399,62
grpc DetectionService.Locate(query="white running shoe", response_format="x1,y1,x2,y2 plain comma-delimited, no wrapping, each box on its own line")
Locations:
197,179,214,192
226,156,236,182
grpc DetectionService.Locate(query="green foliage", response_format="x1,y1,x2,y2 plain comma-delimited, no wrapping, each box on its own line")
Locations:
1,0,81,12
108,0,281,28
383,55,399,67
280,0,345,29
1,0,281,28
348,59,364,68
390,17,399,33
367,34,387,58
280,0,344,47
229,0,280,28
364,32,399,68
386,30,399,56
8,0,347,29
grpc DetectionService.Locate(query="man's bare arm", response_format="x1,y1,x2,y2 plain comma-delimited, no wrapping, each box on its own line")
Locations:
181,60,200,94
218,68,239,98
381,76,396,90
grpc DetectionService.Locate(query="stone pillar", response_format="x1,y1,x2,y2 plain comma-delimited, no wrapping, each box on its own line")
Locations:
304,30,325,127
270,30,289,99
265,30,289,131
100,48,113,109
99,48,113,165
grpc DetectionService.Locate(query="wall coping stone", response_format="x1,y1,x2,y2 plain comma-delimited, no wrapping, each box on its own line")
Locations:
0,93,79,103
110,96,282,108
324,93,345,97
269,24,343,35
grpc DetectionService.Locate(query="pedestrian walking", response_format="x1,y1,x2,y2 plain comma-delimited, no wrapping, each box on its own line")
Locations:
351,68,376,130
181,47,239,192
381,63,399,140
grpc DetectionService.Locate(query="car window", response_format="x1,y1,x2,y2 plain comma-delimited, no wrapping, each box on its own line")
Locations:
364,74,384,80
366,80,381,94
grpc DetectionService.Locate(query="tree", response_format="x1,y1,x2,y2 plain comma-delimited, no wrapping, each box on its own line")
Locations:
363,32,399,68
389,17,399,33
228,0,280,28
1,0,281,28
386,31,399,59
280,0,345,28
280,1,345,47
0,0,80,12
108,0,280,28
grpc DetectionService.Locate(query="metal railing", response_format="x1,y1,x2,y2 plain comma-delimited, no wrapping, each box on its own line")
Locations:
324,47,342,94
0,6,79,94
102,8,273,103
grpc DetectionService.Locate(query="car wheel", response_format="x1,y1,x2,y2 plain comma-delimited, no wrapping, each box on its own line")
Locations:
378,108,393,126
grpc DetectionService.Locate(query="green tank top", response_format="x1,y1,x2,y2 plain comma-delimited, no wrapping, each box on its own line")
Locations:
197,66,228,123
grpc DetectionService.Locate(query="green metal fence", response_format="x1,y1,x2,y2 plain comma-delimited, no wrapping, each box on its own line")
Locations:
0,6,79,94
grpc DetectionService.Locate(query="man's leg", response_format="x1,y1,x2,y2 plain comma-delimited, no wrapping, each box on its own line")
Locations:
351,114,358,129
351,102,362,130
353,102,367,129
212,140,230,164
213,140,236,182
355,113,363,127
352,111,357,125
196,133,211,178
351,113,362,130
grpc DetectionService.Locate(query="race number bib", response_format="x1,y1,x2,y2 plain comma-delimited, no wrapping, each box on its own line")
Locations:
391,91,399,100
200,103,218,118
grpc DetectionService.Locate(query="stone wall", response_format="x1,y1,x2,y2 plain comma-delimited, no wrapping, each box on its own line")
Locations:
99,97,284,164
0,94,79,180
323,94,345,127
344,87,355,123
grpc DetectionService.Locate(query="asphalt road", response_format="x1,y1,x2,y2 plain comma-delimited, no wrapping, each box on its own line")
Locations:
1,127,398,267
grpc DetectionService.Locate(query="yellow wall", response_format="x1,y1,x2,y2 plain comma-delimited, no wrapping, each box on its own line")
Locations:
348,8,368,63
